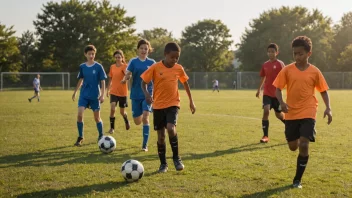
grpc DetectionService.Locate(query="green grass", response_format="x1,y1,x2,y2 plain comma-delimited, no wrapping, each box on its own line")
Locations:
0,90,351,198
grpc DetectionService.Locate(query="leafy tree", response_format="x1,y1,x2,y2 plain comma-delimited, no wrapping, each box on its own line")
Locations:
18,31,38,72
237,6,334,71
332,12,352,71
138,28,176,61
180,19,234,72
337,44,352,71
34,0,137,72
0,23,21,73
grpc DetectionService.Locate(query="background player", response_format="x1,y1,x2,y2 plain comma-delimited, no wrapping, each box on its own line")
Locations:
106,50,130,134
122,39,155,151
256,43,285,143
72,45,107,146
28,74,43,102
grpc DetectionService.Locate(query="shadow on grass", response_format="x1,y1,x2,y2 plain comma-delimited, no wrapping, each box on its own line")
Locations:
183,142,286,161
240,184,292,198
17,181,129,198
0,142,158,168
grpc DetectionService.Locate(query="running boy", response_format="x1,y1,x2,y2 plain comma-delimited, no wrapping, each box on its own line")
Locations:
141,42,196,173
72,45,107,146
106,50,130,134
273,36,332,188
256,43,285,143
122,39,155,151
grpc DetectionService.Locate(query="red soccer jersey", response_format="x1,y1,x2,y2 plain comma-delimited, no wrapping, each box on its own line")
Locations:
259,59,285,97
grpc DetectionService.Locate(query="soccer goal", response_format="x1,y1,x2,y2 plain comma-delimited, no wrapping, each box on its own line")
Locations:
0,72,70,91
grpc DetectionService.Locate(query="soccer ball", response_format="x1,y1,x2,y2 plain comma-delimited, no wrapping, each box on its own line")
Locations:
121,159,144,182
98,136,116,154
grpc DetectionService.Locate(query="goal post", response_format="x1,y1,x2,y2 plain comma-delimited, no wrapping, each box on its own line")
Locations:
0,72,70,91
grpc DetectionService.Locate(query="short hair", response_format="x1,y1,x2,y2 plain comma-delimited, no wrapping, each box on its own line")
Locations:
137,39,153,53
292,36,312,52
164,42,181,54
267,43,279,52
113,50,126,64
84,45,96,53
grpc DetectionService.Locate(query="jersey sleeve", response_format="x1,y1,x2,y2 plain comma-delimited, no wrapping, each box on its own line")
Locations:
77,66,84,79
259,64,265,77
178,67,189,83
127,59,134,73
140,65,155,84
315,70,329,92
99,65,107,81
273,68,287,90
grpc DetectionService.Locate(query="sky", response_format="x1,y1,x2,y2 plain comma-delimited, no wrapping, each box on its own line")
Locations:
0,0,351,47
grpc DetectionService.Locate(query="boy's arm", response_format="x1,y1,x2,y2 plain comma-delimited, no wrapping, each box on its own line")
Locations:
100,80,105,99
106,77,112,97
256,77,265,97
275,88,288,113
72,78,83,101
320,91,332,124
183,81,196,114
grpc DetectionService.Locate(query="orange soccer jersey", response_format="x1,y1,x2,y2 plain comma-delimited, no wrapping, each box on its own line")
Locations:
273,63,329,120
140,61,189,109
108,63,128,97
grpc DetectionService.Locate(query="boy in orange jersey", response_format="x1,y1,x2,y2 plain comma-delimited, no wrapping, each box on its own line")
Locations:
141,42,196,173
106,50,130,134
273,36,332,189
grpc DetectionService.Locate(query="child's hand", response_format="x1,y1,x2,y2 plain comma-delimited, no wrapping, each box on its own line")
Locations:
121,79,126,84
145,94,153,104
106,91,109,98
99,95,105,103
72,93,76,101
324,108,332,125
190,102,196,114
255,90,260,98
280,102,289,113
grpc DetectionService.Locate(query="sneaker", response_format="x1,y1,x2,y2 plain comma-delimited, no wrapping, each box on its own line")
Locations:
97,135,103,142
158,164,168,173
141,145,148,152
74,137,84,146
108,128,115,134
292,180,302,189
173,157,185,171
260,136,269,143
123,116,130,130
28,98,31,103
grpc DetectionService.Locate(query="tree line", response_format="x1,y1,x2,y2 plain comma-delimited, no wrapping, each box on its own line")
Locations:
0,0,351,74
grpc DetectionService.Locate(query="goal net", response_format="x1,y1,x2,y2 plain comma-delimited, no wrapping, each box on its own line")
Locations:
1,72,70,91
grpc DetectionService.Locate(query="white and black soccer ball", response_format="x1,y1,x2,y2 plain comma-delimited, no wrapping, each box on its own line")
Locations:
98,136,116,154
121,159,144,182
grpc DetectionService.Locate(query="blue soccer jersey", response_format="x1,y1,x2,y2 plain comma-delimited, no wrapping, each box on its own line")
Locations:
77,62,107,100
127,57,155,100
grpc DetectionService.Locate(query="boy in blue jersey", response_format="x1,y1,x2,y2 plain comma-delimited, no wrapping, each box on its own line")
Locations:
122,39,155,151
28,74,43,102
72,45,107,146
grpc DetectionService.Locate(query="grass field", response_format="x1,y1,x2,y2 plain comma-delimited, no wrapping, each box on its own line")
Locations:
0,90,351,198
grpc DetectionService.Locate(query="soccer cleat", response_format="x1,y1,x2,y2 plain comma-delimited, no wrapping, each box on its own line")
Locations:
108,128,115,134
173,157,185,171
141,145,148,152
158,164,168,173
97,135,103,142
123,116,130,130
74,137,84,146
292,180,302,189
28,98,31,103
260,136,269,143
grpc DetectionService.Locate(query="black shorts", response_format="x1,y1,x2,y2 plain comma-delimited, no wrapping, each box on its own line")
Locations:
285,118,316,142
153,106,179,130
110,94,128,108
34,88,39,94
263,95,281,113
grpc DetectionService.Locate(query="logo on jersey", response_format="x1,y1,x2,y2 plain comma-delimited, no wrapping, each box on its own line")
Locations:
93,70,96,74
273,65,276,69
